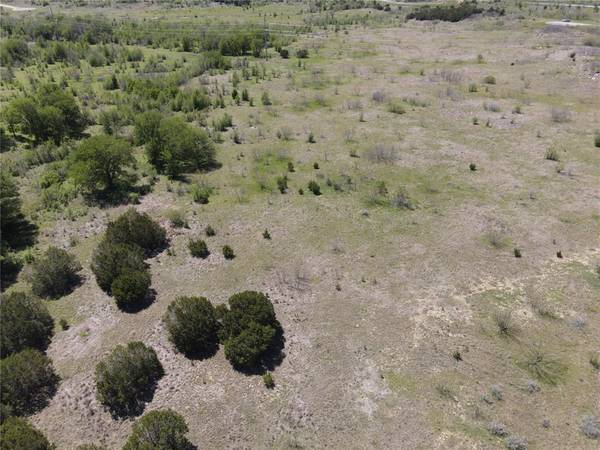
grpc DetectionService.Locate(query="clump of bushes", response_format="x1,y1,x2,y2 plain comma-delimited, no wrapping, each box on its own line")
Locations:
0,292,54,357
29,247,81,299
163,296,219,358
407,1,483,22
223,245,235,260
0,417,55,450
91,209,166,309
0,348,59,416
95,341,164,417
308,180,321,196
123,409,192,450
219,291,280,369
189,239,209,258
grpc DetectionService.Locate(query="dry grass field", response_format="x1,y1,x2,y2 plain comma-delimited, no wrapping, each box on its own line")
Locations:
1,1,599,449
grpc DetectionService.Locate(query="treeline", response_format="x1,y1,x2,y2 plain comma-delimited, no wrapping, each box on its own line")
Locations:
406,1,485,22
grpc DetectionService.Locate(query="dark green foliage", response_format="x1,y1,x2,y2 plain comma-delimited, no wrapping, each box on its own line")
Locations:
188,239,209,258
407,1,482,22
307,131,316,143
146,116,216,178
514,248,522,258
276,176,288,194
4,83,86,144
261,92,272,106
104,209,166,256
278,48,289,59
0,417,55,450
0,349,59,416
224,321,276,369
95,342,163,418
296,48,309,59
59,319,69,330
163,296,219,357
111,270,151,309
122,409,193,450
0,171,37,252
205,225,216,237
0,292,54,358
134,111,162,146
287,161,295,172
69,135,135,198
469,163,477,171
595,132,600,148
220,291,279,369
313,162,319,169
0,38,30,67
29,247,81,299
91,240,146,293
190,183,213,204
222,245,235,260
263,229,271,240
308,180,321,195
212,113,233,132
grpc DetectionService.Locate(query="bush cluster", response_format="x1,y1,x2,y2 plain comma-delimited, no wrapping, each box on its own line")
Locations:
407,2,483,22
91,209,166,308
95,341,164,417
188,239,209,258
29,247,81,299
123,409,193,450
0,417,55,450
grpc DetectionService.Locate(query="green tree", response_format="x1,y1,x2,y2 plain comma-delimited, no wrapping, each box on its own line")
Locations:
104,208,166,256
0,171,37,251
95,342,163,418
134,110,162,147
69,135,135,197
29,247,82,299
111,270,151,309
0,349,59,416
0,292,54,358
163,296,219,358
224,321,276,369
146,117,216,178
91,240,146,293
0,417,55,450
122,409,193,450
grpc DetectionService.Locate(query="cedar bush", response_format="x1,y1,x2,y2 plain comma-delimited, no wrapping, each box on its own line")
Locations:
0,417,55,450
111,270,151,309
95,342,163,418
163,296,219,357
0,349,59,416
91,240,146,293
122,409,192,450
0,292,54,357
29,247,81,299
188,239,209,258
104,208,166,256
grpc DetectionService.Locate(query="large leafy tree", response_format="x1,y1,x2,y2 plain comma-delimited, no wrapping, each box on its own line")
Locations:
0,292,54,358
144,116,216,178
68,135,135,198
123,409,193,450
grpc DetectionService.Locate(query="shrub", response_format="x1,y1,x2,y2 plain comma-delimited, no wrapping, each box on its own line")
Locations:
488,422,508,437
167,210,187,228
313,162,320,169
122,409,192,450
190,183,212,204
278,48,289,59
594,132,600,148
0,292,54,357
494,310,517,337
212,113,233,132
520,349,567,385
545,147,560,161
104,209,166,255
29,247,81,299
513,248,522,258
0,417,55,450
276,176,288,194
469,163,477,171
68,135,135,198
263,372,275,388
0,349,59,416
220,291,279,369
580,415,600,440
263,229,271,240
95,342,164,417
111,270,151,309
261,92,272,106
163,296,219,357
307,131,316,143
506,436,528,450
387,101,406,115
205,225,216,237
223,245,235,260
483,75,496,85
296,48,308,59
308,181,321,195
287,161,295,172
188,239,209,258
91,240,146,293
